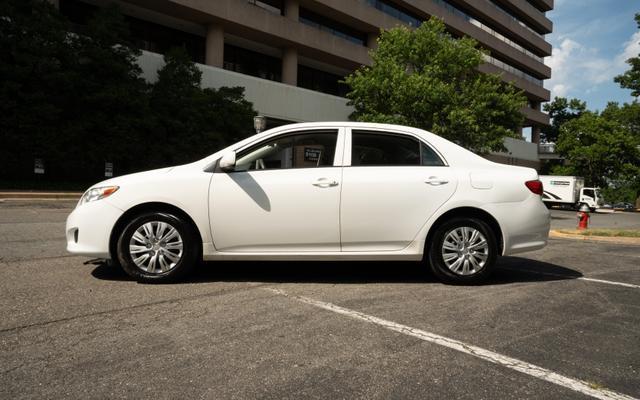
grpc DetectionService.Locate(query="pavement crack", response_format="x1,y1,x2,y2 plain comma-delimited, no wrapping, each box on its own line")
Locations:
0,283,270,334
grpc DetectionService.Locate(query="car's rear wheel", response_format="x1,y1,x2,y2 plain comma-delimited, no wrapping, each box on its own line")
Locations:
117,212,199,283
428,217,497,284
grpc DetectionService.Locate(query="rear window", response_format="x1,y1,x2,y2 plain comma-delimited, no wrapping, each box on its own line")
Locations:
351,131,445,167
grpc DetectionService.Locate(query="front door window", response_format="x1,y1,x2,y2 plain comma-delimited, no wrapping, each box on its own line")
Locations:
235,131,338,171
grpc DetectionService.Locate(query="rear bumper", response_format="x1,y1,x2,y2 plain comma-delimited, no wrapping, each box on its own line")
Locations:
66,200,123,258
487,197,550,256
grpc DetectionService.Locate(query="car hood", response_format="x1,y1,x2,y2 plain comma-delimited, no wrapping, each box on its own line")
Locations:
88,166,175,189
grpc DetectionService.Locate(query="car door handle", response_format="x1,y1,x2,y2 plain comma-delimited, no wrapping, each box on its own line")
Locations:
312,178,339,188
425,176,449,186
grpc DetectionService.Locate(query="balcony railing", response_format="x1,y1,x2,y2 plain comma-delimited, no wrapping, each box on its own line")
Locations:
484,55,543,86
538,142,556,154
431,0,545,63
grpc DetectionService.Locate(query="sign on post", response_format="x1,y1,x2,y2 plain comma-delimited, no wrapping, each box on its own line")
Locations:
34,158,45,175
105,162,113,177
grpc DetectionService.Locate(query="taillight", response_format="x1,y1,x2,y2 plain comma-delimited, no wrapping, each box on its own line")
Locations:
525,180,543,195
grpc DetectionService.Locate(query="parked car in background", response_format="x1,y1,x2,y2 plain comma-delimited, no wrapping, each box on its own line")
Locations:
66,122,550,284
614,202,636,211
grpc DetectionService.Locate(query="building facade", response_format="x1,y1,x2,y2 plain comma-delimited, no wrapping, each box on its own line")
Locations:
56,0,553,168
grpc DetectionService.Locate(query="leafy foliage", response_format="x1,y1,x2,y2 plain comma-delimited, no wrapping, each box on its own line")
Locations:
149,48,255,166
552,12,640,204
614,13,640,97
345,18,526,153
541,97,586,143
60,5,151,179
552,103,640,202
0,0,75,181
0,0,255,186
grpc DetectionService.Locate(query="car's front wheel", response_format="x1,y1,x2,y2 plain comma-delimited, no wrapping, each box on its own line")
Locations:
116,212,199,283
428,217,497,284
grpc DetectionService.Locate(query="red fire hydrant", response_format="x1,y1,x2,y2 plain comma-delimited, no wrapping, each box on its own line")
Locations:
577,204,590,230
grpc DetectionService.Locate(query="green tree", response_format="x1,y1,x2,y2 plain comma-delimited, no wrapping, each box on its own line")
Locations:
545,11,640,205
149,47,255,166
201,86,258,147
0,0,73,181
1,2,255,186
614,13,640,97
345,17,526,153
541,97,586,143
601,101,640,139
553,108,640,192
61,4,150,179
149,47,205,166
0,1,149,182
600,101,640,203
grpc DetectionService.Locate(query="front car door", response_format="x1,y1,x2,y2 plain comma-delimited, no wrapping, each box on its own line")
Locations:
209,128,344,252
340,128,457,251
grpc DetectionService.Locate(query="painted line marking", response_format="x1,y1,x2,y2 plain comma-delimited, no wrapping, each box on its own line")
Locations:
502,268,640,289
578,277,640,289
266,287,637,400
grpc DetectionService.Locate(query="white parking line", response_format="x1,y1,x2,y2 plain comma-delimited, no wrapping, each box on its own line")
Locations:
579,277,640,289
504,268,640,289
266,288,637,400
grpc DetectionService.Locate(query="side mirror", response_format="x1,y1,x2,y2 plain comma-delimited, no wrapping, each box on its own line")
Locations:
219,151,236,172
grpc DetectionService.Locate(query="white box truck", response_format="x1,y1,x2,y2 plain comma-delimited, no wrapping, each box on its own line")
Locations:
539,176,604,210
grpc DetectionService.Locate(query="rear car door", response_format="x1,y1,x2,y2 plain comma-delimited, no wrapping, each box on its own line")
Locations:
340,128,457,251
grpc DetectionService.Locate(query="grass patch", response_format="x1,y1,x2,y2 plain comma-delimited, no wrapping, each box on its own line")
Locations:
558,229,640,238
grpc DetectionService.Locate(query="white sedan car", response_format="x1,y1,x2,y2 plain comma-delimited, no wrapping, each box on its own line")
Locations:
66,122,550,284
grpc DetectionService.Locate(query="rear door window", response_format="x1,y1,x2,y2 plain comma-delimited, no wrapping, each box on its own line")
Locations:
351,131,444,166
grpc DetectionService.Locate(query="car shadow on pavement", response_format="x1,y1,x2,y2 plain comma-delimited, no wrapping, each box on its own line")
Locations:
91,256,582,285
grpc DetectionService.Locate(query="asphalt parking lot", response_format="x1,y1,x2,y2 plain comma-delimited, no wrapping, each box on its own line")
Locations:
1,201,638,399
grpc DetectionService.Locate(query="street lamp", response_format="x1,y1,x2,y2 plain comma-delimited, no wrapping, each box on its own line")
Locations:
253,115,267,134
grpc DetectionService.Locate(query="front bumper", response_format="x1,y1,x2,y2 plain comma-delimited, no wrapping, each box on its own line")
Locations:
66,200,124,258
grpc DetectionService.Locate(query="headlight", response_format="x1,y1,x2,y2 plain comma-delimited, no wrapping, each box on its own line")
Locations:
80,186,119,205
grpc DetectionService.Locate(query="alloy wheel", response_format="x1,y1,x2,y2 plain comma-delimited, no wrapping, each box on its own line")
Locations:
441,226,489,276
128,221,183,274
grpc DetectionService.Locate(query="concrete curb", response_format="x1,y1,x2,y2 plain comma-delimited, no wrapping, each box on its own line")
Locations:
0,192,82,200
549,230,640,245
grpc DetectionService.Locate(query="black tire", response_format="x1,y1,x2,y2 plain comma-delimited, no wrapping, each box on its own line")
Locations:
427,217,498,284
116,212,199,283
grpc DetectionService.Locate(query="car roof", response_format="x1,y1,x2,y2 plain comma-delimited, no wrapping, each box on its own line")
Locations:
271,121,490,164
197,121,499,169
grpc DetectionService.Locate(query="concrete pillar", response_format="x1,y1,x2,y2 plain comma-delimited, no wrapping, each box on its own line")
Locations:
531,126,541,144
367,32,379,49
205,24,224,68
284,0,299,21
282,47,298,86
